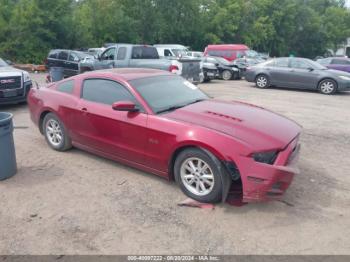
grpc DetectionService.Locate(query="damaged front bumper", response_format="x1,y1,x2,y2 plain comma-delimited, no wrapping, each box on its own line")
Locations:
237,137,300,202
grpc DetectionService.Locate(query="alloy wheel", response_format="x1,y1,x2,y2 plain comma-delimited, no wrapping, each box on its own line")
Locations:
46,119,63,147
222,70,232,80
320,81,335,94
180,157,215,196
256,76,268,88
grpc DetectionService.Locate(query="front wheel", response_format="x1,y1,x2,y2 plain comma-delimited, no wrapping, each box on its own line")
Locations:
255,74,270,88
222,70,233,81
174,148,224,203
318,79,337,95
43,113,72,151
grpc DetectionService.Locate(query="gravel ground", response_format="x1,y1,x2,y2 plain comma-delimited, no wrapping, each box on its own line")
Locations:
0,73,349,255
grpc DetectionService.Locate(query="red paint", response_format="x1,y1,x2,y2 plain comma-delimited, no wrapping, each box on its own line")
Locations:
204,44,250,61
27,68,302,203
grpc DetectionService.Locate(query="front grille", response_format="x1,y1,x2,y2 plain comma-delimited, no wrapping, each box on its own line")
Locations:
0,76,22,90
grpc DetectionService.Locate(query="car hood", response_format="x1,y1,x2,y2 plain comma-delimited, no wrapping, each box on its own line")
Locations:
0,66,24,77
164,100,301,151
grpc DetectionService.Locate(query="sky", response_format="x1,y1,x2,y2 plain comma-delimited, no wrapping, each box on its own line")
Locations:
346,0,350,8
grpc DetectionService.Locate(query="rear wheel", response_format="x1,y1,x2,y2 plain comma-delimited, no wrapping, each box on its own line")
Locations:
43,113,72,151
255,74,270,88
222,70,233,81
318,79,337,95
174,148,224,203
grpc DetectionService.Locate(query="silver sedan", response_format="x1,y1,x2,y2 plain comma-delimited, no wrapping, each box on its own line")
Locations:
245,57,350,95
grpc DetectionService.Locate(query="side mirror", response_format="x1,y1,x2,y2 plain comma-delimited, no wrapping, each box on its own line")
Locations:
6,60,13,65
112,101,139,112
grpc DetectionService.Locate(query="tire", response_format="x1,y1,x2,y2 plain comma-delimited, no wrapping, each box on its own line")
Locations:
255,74,270,88
222,70,233,81
203,76,211,83
318,79,337,95
174,148,225,203
43,113,72,151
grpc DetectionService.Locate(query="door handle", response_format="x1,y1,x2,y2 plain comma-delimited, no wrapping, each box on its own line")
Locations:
81,108,88,114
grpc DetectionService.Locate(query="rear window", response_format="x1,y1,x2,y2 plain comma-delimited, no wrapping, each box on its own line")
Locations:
273,58,289,68
332,59,350,65
131,46,159,59
57,80,74,94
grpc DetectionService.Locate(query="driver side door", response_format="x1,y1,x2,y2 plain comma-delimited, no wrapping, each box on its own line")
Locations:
289,59,319,89
72,78,148,165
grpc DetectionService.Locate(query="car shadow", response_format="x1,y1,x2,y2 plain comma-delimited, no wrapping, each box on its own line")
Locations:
0,102,28,112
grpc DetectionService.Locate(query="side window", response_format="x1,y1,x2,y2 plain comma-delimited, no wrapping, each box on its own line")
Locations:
82,79,137,106
57,80,75,94
274,58,289,68
164,49,172,57
132,46,159,59
318,58,331,65
68,52,80,62
49,50,59,59
290,59,311,69
332,59,350,65
101,48,116,60
58,51,69,61
117,47,127,60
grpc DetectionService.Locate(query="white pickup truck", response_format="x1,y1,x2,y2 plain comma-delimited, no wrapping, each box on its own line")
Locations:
0,58,32,105
82,44,201,83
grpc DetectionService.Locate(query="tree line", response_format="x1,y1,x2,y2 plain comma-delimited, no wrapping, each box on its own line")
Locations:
0,0,349,64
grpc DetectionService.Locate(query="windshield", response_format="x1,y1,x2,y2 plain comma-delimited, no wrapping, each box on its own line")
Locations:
172,49,188,57
245,50,258,58
131,75,208,114
0,58,8,67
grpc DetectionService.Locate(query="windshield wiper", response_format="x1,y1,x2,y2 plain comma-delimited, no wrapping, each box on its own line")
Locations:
156,99,206,114
157,105,187,114
186,98,207,106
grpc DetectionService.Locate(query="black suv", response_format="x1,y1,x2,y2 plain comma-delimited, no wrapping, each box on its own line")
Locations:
45,49,94,77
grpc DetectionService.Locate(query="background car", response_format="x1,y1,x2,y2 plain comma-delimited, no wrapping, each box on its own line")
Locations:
27,68,301,203
317,57,350,73
154,44,189,58
203,56,241,80
0,58,32,105
187,51,204,58
200,59,219,83
203,44,250,62
45,49,94,77
245,57,350,94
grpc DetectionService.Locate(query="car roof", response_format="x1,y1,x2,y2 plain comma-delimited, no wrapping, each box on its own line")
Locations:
80,68,172,81
154,44,187,49
206,44,249,50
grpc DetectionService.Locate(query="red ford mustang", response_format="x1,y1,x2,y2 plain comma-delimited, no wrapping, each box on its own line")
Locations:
28,68,301,203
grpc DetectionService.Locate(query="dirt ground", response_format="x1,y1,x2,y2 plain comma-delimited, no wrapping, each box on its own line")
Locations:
0,73,349,255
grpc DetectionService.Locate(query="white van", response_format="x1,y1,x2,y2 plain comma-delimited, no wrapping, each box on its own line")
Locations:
154,44,189,58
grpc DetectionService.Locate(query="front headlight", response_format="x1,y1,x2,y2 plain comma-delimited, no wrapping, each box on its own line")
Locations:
252,150,278,165
339,76,350,81
23,72,31,82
